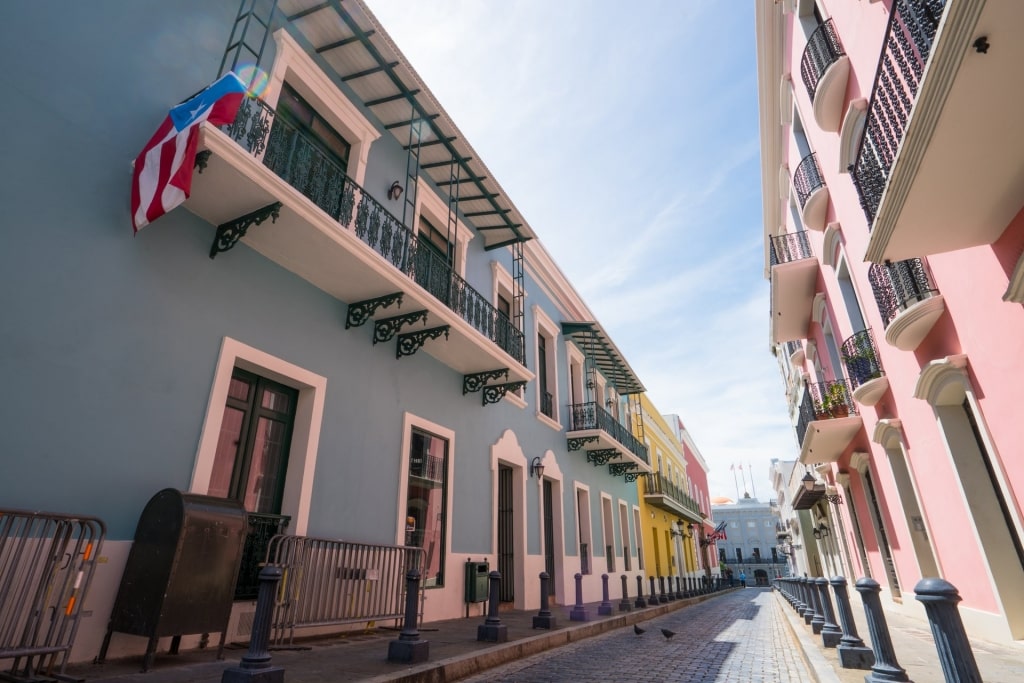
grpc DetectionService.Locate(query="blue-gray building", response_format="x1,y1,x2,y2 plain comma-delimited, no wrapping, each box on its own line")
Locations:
1,0,654,663
711,494,789,584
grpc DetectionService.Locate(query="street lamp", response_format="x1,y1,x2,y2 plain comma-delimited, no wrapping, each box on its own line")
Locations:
801,471,816,491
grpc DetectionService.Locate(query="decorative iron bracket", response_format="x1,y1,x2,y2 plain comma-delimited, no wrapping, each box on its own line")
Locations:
625,471,651,484
194,149,212,173
396,325,450,359
482,382,528,406
608,462,639,478
586,449,620,466
374,310,428,344
209,202,282,259
567,436,599,451
346,292,403,329
463,369,509,395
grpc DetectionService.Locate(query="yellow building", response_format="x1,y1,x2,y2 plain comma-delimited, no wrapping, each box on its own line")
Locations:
634,395,706,595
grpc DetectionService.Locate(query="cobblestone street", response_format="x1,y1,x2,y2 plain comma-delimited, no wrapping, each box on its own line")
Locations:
460,587,808,683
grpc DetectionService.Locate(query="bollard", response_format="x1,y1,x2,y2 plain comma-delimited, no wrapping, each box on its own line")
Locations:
675,576,683,599
477,571,508,642
684,576,692,597
635,575,647,608
619,574,632,612
809,577,826,635
702,575,709,594
533,572,556,629
856,577,910,682
816,578,842,647
569,572,589,621
649,576,657,605
658,576,669,603
387,568,430,663
915,578,981,683
223,566,285,682
598,574,613,615
830,576,874,669
800,578,815,625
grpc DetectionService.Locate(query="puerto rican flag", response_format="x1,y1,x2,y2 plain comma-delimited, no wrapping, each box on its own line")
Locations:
131,72,248,233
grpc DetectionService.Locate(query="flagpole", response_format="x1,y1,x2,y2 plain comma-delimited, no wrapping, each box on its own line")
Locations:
740,465,749,497
749,461,757,498
731,464,740,501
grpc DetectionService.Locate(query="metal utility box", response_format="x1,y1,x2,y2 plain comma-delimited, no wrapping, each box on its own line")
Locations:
98,489,247,670
464,560,489,603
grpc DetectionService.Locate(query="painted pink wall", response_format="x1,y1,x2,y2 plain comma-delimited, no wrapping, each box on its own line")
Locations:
779,2,1024,616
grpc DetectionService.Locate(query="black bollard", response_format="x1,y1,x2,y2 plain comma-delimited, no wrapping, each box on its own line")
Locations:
649,576,657,605
569,572,589,621
800,578,815,624
658,576,669,603
675,575,683,599
816,578,842,647
809,577,826,635
598,574,613,615
619,575,632,612
830,576,874,669
387,568,430,663
634,575,647,608
533,572,556,629
223,566,285,682
915,578,981,683
702,575,709,594
477,571,508,642
856,577,910,682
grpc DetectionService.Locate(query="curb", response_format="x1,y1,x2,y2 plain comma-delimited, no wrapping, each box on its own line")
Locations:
364,589,739,683
772,590,841,683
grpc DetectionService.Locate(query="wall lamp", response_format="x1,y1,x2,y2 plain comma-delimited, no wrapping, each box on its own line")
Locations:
812,522,830,539
801,470,817,491
387,180,403,201
530,456,545,479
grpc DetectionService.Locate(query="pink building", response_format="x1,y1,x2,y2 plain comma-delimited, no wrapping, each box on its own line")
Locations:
666,415,719,579
756,0,1024,644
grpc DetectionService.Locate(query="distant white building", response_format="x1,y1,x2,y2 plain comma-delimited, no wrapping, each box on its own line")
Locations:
711,493,789,583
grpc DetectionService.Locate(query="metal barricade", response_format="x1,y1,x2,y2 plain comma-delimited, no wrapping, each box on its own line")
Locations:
265,535,424,646
0,508,105,682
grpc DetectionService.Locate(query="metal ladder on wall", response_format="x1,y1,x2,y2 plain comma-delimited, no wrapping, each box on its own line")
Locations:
218,0,278,83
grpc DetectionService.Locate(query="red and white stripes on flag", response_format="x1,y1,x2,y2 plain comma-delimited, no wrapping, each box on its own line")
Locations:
131,73,248,233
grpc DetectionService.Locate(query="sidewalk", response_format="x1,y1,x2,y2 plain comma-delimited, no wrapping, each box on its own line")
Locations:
774,589,1024,683
66,589,738,683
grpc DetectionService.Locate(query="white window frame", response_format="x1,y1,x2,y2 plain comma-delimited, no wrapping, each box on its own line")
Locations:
415,186,474,278
264,29,381,187
190,337,327,535
532,304,561,429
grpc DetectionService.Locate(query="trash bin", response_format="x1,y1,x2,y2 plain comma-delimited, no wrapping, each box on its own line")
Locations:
97,489,248,671
465,560,490,603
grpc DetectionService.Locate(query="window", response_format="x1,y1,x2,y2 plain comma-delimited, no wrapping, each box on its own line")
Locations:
747,521,757,528
632,507,645,571
601,496,615,573
405,427,450,587
209,368,297,514
276,83,351,171
418,215,454,264
735,548,743,563
537,332,552,418
730,521,739,529
533,305,559,424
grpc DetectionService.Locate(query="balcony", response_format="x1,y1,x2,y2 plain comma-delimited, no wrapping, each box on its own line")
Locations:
841,329,888,407
568,402,650,470
784,340,805,366
793,153,829,231
800,19,850,132
868,259,945,351
853,0,1024,262
770,231,818,343
643,472,704,523
794,380,862,465
540,391,554,419
186,97,530,383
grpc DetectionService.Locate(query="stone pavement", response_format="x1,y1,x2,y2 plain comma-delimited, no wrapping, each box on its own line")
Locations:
65,588,737,683
775,588,1024,683
460,587,811,683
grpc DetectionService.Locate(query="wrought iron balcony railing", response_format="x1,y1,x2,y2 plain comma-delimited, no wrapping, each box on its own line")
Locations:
800,19,846,102
784,340,803,359
409,454,445,483
793,153,826,210
569,402,650,465
841,329,884,390
769,231,812,266
867,258,939,328
795,379,857,445
222,97,526,365
850,0,946,225
645,472,703,517
540,391,553,419
236,512,290,600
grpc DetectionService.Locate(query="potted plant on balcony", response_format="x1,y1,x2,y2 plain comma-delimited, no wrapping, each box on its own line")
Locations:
820,382,849,419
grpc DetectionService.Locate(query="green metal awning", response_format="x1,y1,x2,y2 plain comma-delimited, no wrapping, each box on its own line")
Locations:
561,322,645,395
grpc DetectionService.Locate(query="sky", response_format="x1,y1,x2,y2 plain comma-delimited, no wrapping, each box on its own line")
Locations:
363,0,796,502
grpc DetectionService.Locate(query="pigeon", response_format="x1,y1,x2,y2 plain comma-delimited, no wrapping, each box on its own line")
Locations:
660,628,675,640
634,624,645,635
